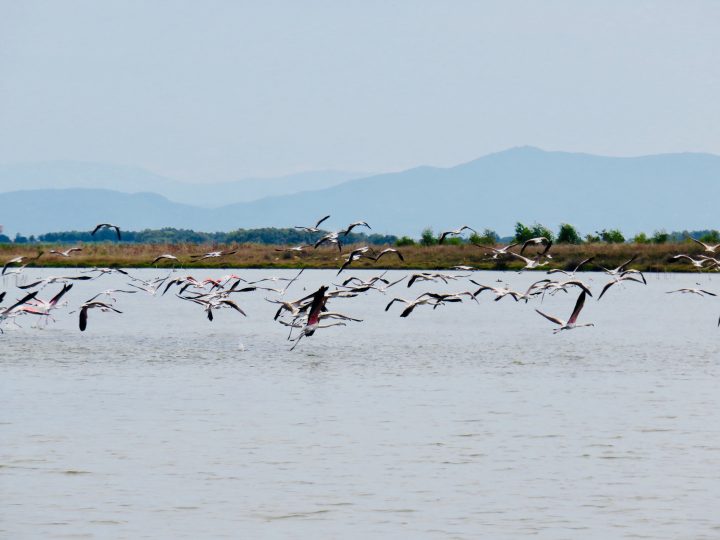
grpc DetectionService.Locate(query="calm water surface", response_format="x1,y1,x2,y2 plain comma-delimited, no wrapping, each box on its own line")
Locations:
2,269,720,539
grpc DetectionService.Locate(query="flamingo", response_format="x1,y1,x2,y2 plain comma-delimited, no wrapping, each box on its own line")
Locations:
597,274,646,301
535,291,594,333
314,231,343,251
150,254,179,265
340,221,371,236
438,225,476,244
370,248,404,263
690,237,720,253
91,223,121,240
0,291,39,331
666,288,717,297
477,242,519,260
275,245,311,253
385,293,443,317
86,289,139,303
49,247,83,257
599,255,638,276
15,284,74,323
547,257,595,277
190,249,237,261
2,252,43,275
18,275,93,290
294,215,331,233
508,252,548,270
671,254,712,269
520,236,552,256
78,301,122,331
337,247,371,275
407,272,469,288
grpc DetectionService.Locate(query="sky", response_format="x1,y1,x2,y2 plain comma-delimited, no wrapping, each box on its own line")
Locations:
0,0,718,182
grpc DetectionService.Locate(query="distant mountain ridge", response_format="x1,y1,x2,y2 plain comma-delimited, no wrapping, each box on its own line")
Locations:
1,147,719,237
0,161,367,207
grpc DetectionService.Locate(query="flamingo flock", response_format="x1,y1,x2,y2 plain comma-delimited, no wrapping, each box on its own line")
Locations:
1,218,719,344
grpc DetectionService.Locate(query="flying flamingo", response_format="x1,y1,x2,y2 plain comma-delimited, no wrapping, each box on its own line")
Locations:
535,291,594,333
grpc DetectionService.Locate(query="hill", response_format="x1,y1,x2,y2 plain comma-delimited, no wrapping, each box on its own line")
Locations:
0,161,364,207
2,147,719,237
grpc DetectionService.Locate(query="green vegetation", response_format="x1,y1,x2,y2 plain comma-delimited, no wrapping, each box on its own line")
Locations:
514,222,555,243
469,229,500,246
699,230,720,243
651,230,669,244
633,232,649,244
597,229,625,243
395,236,416,247
420,228,437,247
32,227,397,246
0,240,712,273
3,225,719,258
557,223,582,244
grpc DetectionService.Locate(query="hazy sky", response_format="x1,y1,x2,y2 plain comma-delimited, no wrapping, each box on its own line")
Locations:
1,1,718,181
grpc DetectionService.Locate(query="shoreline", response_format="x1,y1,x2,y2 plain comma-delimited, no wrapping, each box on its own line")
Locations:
0,242,709,273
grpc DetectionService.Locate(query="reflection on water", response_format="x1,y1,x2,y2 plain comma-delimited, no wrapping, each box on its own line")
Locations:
2,269,720,538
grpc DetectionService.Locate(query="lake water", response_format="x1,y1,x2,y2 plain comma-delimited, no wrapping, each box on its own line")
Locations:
2,269,720,539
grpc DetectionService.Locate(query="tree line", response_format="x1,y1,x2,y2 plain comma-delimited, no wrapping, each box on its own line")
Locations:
405,223,720,247
0,227,397,246
0,223,718,246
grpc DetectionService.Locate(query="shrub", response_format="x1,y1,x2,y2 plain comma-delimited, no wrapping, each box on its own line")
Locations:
598,229,625,243
633,232,649,244
530,223,555,242
514,222,534,243
557,223,582,244
651,230,669,244
700,230,720,243
420,228,437,247
470,228,499,246
396,236,416,247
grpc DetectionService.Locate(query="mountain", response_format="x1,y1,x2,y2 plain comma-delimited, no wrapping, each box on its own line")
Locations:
0,190,209,235
0,161,366,207
210,147,720,236
1,147,719,237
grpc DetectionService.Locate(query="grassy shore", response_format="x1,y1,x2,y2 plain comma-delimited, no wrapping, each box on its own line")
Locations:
0,241,708,273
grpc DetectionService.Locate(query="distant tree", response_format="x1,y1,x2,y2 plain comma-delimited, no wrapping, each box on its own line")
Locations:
35,227,397,246
470,228,499,246
556,223,582,244
0,234,10,243
420,228,437,247
14,233,28,244
598,229,625,243
633,232,649,244
584,233,601,243
651,230,669,244
530,223,555,242
700,230,720,244
396,236,416,247
514,222,534,243
444,237,463,246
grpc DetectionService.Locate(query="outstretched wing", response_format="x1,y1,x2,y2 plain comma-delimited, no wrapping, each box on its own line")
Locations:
315,215,331,228
567,291,587,325
535,309,564,326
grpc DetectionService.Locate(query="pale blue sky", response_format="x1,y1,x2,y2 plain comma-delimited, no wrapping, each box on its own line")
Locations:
0,0,718,181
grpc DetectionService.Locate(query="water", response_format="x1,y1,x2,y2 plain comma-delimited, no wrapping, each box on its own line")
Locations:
2,269,720,538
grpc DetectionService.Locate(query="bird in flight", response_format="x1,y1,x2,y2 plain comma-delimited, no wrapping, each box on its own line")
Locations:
91,223,122,240
535,291,594,333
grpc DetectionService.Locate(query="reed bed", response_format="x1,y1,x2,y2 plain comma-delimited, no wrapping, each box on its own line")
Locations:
0,241,708,273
